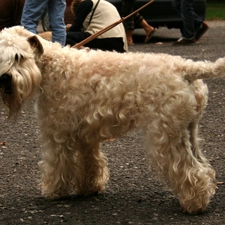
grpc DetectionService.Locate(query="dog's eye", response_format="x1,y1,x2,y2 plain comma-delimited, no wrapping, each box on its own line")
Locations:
15,54,19,61
15,54,24,62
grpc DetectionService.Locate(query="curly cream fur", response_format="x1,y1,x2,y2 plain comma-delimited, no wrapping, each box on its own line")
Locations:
0,26,224,214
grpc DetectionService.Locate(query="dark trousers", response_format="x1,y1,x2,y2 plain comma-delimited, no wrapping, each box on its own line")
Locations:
66,31,125,53
172,0,203,39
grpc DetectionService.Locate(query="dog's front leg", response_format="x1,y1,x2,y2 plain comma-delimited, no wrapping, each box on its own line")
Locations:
74,142,109,196
38,142,77,199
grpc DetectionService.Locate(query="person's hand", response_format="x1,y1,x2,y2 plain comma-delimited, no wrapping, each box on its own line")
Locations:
71,45,90,51
77,46,90,51
66,24,72,32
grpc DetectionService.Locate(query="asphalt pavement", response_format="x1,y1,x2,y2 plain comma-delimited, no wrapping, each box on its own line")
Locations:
1,21,225,225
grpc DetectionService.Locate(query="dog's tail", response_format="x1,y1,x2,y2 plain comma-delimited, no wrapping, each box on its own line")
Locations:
184,57,225,82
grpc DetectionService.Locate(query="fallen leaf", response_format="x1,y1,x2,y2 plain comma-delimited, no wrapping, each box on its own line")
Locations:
104,138,115,142
217,181,224,185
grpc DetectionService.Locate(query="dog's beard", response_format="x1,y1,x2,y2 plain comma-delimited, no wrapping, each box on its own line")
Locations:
0,58,42,118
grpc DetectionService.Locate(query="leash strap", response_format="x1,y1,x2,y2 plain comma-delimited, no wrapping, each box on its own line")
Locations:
89,0,101,25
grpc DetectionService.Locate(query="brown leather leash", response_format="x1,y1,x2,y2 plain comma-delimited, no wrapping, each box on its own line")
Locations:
71,0,155,49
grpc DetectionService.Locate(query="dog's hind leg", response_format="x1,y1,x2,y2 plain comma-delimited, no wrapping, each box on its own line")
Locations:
145,123,216,214
73,142,109,196
189,81,211,167
176,127,216,214
188,121,209,166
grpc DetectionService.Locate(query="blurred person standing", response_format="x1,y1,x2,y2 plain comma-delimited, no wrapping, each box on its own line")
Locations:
172,0,208,45
121,0,156,46
0,0,25,31
21,0,66,46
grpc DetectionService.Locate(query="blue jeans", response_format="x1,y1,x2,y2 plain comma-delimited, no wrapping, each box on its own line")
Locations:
21,0,66,45
172,0,203,39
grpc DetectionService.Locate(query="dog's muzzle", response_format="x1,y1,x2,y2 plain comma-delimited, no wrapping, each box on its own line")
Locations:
0,73,13,94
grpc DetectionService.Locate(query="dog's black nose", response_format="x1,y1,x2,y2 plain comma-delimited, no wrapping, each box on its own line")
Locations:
0,73,13,94
0,73,12,86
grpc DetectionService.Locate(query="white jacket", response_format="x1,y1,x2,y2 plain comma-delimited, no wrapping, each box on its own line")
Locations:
83,0,128,51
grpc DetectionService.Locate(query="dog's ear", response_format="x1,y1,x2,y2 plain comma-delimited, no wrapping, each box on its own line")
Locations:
27,35,44,57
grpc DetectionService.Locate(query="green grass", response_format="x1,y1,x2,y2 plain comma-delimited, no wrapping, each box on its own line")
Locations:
206,2,225,20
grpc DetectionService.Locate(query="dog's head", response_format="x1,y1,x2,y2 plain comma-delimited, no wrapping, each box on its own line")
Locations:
0,26,43,118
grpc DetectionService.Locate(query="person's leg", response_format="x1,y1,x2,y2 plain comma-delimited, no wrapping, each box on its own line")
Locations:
172,0,184,35
179,0,195,39
173,0,208,44
121,0,135,45
21,0,48,34
87,38,125,53
48,0,66,46
172,0,197,44
66,32,91,46
193,11,209,41
125,29,134,45
139,19,154,33
172,0,202,34
193,12,203,31
134,13,155,43
123,15,135,45
172,0,181,17
195,20,209,41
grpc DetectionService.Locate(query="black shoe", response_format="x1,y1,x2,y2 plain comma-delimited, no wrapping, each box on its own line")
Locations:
173,37,196,45
195,22,209,41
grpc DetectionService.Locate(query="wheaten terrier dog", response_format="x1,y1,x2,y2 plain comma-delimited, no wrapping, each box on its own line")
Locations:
0,26,224,214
